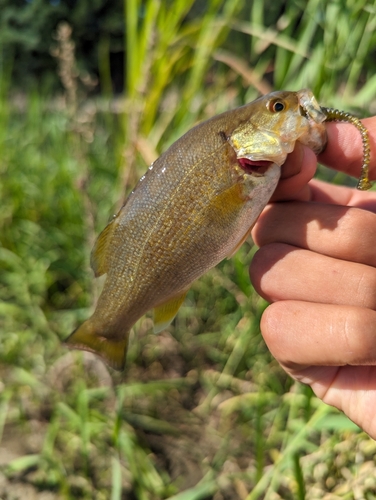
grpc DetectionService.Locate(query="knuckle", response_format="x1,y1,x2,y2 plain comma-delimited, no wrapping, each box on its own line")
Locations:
356,268,376,310
338,208,376,254
343,308,376,364
330,208,376,268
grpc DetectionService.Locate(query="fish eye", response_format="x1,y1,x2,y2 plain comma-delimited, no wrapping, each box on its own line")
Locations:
268,100,286,113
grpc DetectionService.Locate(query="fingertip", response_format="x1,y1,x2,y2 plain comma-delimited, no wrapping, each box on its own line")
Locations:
251,205,288,249
260,301,331,372
260,302,295,364
249,246,269,296
272,146,317,201
259,302,278,342
249,243,293,301
280,142,305,179
261,301,376,368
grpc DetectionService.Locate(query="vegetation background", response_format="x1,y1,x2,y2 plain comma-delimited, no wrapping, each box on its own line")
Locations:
1,0,376,498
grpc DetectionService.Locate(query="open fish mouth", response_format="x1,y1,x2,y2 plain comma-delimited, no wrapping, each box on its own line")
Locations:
298,104,312,119
297,90,327,123
298,103,325,123
238,158,273,175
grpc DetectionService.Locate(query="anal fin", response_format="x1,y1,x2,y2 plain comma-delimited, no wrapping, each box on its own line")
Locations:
153,290,188,334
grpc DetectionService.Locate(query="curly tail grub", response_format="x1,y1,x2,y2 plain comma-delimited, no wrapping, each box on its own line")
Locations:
321,107,371,191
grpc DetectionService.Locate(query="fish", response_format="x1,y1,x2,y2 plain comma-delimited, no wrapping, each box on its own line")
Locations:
65,89,330,370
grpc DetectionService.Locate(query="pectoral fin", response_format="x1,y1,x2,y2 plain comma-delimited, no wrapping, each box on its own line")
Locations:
64,319,128,371
153,290,188,334
90,218,116,277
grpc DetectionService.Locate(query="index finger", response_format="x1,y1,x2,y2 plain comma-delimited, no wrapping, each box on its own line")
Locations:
318,117,376,180
308,179,376,210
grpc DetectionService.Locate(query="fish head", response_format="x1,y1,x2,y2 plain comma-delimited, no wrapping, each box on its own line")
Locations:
229,89,327,169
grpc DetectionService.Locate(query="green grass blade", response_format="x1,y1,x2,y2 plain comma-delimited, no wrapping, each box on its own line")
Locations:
111,457,122,500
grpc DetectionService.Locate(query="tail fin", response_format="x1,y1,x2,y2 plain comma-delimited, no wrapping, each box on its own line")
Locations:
64,319,128,371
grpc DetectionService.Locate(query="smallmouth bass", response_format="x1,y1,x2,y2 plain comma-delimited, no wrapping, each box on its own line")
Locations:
65,89,370,370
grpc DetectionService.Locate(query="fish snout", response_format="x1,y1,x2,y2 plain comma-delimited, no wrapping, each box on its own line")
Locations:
296,89,328,155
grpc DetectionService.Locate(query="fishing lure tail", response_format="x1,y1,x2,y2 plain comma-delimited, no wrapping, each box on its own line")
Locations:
321,106,372,191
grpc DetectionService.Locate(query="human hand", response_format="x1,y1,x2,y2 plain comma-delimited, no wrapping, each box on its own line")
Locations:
250,117,376,438
273,117,376,202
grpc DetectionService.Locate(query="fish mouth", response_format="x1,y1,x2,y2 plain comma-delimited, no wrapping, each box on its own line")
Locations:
299,104,308,118
296,90,328,154
238,158,273,175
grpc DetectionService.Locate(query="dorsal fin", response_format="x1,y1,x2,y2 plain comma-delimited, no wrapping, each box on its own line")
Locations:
90,218,116,277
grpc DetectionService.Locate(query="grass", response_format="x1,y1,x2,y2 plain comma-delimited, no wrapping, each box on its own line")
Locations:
1,0,376,498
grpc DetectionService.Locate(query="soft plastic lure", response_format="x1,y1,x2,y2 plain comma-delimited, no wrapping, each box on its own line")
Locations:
321,107,371,190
